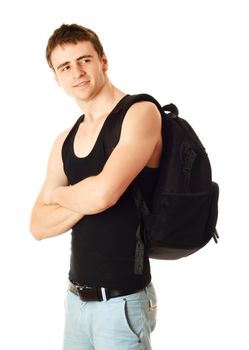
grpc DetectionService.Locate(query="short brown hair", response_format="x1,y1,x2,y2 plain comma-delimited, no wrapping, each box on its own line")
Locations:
46,23,104,69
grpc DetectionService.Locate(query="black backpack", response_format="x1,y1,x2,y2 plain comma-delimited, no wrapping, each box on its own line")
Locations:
104,94,219,259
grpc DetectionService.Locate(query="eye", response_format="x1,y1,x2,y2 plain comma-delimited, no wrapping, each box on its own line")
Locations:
79,58,91,65
61,65,70,72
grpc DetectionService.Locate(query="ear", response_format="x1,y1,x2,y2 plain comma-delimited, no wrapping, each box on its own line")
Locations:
102,54,108,71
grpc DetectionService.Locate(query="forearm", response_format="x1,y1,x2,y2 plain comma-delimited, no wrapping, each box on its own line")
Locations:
52,176,112,215
30,203,84,240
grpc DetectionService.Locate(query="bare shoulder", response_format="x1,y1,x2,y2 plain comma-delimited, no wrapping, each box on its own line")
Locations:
129,100,161,117
121,101,161,137
125,101,161,127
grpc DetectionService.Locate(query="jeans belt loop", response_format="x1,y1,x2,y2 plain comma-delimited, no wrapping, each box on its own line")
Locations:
101,287,107,301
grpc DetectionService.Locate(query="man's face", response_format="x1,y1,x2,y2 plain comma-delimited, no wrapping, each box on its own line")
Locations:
51,40,108,102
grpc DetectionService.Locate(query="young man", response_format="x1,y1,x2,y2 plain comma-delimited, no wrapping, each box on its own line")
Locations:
30,23,162,350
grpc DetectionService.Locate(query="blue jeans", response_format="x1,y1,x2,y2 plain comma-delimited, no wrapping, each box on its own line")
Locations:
63,283,157,350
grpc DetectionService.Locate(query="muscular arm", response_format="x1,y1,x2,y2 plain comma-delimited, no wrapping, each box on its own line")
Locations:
53,102,162,214
30,131,84,240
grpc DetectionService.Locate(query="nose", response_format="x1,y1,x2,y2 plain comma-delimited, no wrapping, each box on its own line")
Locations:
72,63,85,79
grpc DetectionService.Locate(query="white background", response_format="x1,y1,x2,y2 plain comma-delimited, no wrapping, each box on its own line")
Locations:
0,0,248,349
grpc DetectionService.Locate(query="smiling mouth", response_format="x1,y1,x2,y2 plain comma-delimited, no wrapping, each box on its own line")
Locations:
73,80,90,88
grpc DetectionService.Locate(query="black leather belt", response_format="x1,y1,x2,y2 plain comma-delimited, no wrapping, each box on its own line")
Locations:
69,281,143,302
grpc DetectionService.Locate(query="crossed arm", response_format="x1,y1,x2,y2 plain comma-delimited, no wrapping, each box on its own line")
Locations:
29,129,84,240
30,102,161,240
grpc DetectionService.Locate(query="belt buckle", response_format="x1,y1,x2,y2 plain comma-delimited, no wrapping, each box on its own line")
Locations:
74,283,85,295
75,284,86,292
74,284,85,299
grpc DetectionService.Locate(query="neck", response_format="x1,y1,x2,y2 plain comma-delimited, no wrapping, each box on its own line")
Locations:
76,79,126,121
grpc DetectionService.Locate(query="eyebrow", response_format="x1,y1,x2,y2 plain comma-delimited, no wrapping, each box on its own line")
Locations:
56,55,93,71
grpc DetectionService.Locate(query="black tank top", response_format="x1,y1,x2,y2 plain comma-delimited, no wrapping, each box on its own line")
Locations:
62,96,158,290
